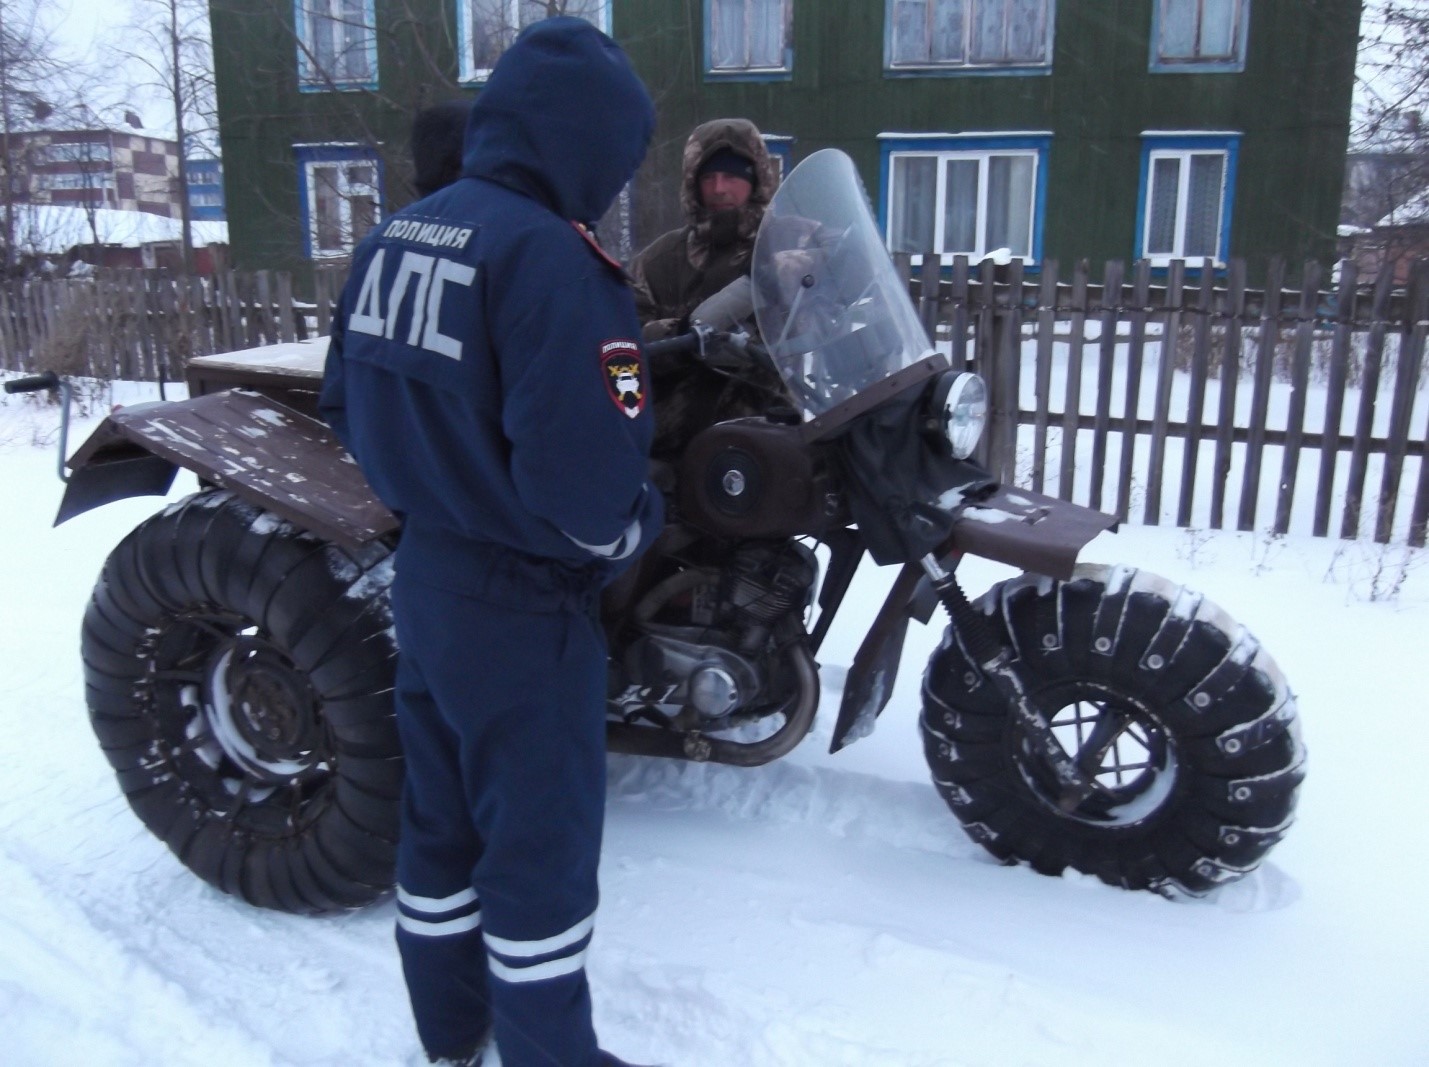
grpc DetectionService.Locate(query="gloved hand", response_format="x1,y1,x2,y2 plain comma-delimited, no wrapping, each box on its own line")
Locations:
688,275,755,331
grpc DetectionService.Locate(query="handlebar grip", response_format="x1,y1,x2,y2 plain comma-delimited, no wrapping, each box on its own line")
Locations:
4,371,60,394
642,332,702,359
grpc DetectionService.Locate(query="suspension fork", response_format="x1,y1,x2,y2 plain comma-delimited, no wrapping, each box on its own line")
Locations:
920,552,1098,811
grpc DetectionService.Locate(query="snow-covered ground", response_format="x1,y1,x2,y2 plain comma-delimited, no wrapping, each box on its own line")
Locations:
1,380,1426,1066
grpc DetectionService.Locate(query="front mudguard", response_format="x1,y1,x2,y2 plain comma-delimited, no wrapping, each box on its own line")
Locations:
56,389,398,551
828,487,1118,752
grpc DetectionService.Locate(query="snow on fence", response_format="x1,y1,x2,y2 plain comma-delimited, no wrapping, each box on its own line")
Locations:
1,258,1426,546
898,255,1429,547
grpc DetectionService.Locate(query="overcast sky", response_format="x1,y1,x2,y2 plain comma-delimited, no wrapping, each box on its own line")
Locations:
48,0,172,135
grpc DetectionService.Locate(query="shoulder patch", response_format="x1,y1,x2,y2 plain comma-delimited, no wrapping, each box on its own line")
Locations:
571,221,630,278
600,339,646,419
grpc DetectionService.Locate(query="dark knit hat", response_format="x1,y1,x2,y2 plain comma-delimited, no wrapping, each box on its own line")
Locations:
697,147,756,186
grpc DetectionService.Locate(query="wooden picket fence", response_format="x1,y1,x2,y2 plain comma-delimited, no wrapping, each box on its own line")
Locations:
0,269,331,385
898,255,1429,547
2,259,1427,546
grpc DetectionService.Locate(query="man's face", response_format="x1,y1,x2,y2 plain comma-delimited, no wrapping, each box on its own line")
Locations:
699,171,753,211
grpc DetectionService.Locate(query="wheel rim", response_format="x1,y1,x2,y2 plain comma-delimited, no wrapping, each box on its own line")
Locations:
148,609,333,832
1014,682,1179,827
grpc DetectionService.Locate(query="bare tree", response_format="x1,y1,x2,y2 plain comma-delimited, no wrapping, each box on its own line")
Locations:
0,0,67,272
106,0,217,275
1353,1,1429,222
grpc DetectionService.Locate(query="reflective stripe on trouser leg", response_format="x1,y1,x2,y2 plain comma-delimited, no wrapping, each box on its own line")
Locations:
393,567,609,1067
392,617,492,1063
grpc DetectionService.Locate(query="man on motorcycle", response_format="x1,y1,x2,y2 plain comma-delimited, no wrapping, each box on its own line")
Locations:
320,18,662,1067
630,118,785,459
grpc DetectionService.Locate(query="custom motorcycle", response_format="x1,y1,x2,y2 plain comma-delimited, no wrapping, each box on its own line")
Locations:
5,149,1302,912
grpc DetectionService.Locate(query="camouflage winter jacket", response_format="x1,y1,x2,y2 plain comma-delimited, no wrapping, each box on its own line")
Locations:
630,118,780,342
629,118,783,459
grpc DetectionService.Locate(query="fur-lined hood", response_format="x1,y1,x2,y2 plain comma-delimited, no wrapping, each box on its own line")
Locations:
679,118,779,266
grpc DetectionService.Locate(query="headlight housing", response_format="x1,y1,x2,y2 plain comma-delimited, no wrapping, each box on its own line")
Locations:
929,371,988,460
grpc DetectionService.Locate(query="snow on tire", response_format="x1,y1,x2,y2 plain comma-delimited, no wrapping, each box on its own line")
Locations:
920,564,1305,896
81,489,401,913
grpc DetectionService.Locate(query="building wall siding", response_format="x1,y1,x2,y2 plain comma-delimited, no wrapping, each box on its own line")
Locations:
210,0,1360,280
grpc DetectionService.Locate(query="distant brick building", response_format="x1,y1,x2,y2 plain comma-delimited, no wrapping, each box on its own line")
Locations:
6,129,183,217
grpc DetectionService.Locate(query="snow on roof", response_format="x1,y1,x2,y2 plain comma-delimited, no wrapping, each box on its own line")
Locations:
9,204,229,255
1375,187,1429,228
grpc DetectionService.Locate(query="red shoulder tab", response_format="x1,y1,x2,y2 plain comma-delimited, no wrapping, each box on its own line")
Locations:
571,221,629,277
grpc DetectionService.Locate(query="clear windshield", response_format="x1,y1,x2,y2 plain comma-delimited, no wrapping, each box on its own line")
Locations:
752,149,935,421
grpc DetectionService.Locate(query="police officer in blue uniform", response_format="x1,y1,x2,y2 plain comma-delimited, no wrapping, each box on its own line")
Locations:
319,18,662,1067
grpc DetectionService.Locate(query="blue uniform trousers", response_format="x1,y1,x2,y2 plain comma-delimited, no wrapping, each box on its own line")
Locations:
390,561,609,1067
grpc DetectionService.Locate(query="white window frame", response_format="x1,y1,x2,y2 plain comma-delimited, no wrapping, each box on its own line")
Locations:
883,137,1046,264
295,0,378,91
706,0,792,76
458,1,611,84
296,145,383,259
1150,0,1249,72
885,0,1055,72
1137,134,1238,266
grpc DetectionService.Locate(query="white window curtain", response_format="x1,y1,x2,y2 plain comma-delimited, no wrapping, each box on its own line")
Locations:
1144,149,1226,260
462,0,608,81
1158,0,1240,62
300,0,375,86
711,0,788,71
890,148,1038,259
890,0,1049,67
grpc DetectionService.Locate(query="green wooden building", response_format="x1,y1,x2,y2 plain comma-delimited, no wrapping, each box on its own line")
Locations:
209,0,1362,281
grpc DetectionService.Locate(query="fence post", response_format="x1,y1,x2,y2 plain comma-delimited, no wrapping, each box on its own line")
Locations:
1178,258,1216,527
1058,260,1090,501
1408,263,1429,548
1238,257,1285,532
1375,261,1428,543
1145,259,1186,525
1313,260,1357,537
1209,260,1247,529
1340,266,1395,539
1116,260,1152,521
1030,259,1059,494
1273,259,1322,534
991,258,1024,484
1089,259,1123,511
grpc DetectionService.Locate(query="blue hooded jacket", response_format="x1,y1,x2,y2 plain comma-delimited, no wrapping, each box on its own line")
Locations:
320,18,662,609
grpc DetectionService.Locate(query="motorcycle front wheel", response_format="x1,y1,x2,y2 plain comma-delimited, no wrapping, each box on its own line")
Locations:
920,565,1304,896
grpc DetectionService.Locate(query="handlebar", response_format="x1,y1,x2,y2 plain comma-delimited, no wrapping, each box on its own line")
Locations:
642,332,703,359
643,327,775,375
4,371,61,394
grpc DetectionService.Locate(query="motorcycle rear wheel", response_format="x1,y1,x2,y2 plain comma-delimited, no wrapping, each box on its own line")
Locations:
920,565,1304,896
82,490,401,913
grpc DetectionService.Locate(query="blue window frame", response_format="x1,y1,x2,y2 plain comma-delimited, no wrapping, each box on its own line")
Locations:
457,1,610,84
879,134,1050,263
1150,0,1249,73
295,144,383,259
1135,133,1239,265
885,0,1054,75
763,136,794,181
705,0,792,81
294,0,377,91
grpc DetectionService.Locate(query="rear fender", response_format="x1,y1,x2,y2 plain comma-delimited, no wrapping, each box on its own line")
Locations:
57,389,398,551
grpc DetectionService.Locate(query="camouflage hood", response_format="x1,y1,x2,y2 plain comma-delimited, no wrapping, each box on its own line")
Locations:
679,118,779,268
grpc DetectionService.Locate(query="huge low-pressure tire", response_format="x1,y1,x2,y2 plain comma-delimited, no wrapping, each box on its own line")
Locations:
81,490,401,913
920,565,1305,897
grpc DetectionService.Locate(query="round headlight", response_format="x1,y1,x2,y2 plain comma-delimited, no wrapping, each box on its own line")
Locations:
936,372,987,459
